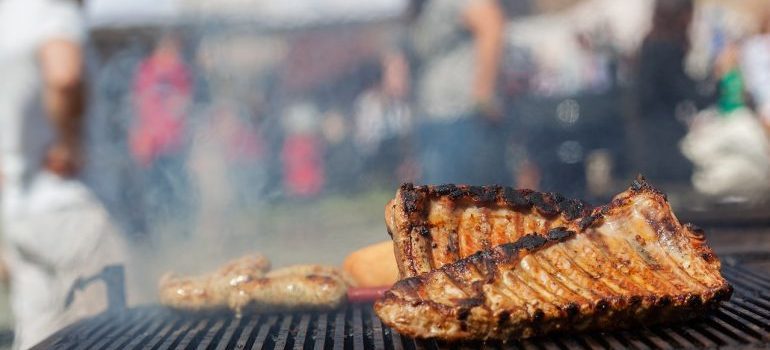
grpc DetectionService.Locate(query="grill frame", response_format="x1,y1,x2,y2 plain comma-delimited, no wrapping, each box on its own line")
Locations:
33,257,770,350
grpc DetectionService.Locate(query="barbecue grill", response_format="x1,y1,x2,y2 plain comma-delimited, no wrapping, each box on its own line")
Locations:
31,253,770,350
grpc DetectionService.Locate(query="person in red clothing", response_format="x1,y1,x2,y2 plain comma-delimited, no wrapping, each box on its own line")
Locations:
131,33,190,167
130,33,195,235
281,102,325,198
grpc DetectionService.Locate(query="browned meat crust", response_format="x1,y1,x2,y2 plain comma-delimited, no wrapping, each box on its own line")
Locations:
375,178,732,340
386,183,592,278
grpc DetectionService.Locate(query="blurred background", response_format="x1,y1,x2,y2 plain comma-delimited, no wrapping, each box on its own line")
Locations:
2,0,770,347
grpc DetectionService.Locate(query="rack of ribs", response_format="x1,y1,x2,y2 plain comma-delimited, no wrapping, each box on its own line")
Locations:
376,177,732,340
386,182,593,278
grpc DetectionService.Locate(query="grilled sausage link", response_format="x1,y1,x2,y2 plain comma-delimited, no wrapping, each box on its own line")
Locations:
159,255,350,313
228,273,348,313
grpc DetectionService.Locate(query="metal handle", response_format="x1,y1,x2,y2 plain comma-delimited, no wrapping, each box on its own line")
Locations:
64,264,126,313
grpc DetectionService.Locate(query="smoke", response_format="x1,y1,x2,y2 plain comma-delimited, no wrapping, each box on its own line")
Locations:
84,16,409,302
81,0,762,304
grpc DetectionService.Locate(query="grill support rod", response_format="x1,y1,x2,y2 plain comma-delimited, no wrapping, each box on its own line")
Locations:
64,264,127,312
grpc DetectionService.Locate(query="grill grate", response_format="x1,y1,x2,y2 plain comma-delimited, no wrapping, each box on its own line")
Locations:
34,265,770,350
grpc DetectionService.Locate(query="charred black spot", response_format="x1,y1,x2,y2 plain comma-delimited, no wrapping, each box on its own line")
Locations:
499,242,520,257
528,192,559,216
497,311,510,326
632,175,668,199
456,297,485,309
468,186,484,198
467,251,485,266
434,184,458,196
686,295,702,307
402,191,419,213
400,183,415,191
558,199,589,221
547,227,574,242
457,308,471,321
564,303,580,318
533,309,545,323
468,251,497,280
715,285,734,301
394,277,422,292
449,187,466,199
579,213,602,230
595,300,610,313
479,187,498,202
514,233,548,251
656,296,672,307
684,223,705,235
418,226,431,237
631,177,646,190
629,295,642,306
502,187,531,208
701,252,715,262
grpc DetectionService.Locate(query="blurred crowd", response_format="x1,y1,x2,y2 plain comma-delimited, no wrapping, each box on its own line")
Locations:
79,0,766,202
2,0,770,348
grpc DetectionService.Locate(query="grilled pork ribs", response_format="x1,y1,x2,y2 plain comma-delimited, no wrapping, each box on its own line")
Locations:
376,178,732,340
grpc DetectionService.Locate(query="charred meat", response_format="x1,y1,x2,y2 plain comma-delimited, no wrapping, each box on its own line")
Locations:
386,184,591,278
375,178,731,340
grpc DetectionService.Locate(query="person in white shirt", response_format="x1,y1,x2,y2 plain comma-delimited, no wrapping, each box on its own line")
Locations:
742,8,770,127
0,0,128,348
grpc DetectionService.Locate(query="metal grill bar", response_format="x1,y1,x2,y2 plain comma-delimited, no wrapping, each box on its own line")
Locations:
33,267,770,350
252,315,277,349
71,314,122,350
236,316,259,349
333,310,346,350
635,329,673,350
581,334,607,349
213,316,242,350
369,307,386,349
105,309,156,350
157,317,196,349
196,318,225,350
352,306,364,350
293,314,312,350
273,315,293,349
313,313,328,350
173,318,208,349
89,311,145,349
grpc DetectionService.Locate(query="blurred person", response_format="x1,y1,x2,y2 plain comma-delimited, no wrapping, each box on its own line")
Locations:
353,52,414,187
281,102,325,198
409,0,508,185
741,8,770,128
635,0,715,184
679,35,770,199
130,33,195,236
214,99,268,207
714,42,747,115
86,45,150,240
0,0,129,348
